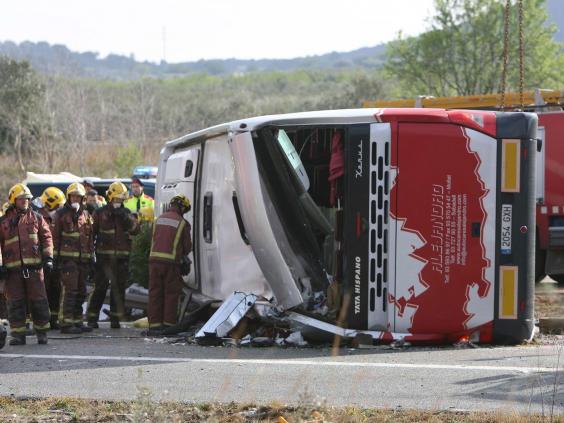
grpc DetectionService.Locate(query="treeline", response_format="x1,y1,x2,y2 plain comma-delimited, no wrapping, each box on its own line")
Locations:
0,63,390,193
0,0,563,196
0,40,386,80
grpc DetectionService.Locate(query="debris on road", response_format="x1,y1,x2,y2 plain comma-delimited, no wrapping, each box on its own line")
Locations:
195,292,258,341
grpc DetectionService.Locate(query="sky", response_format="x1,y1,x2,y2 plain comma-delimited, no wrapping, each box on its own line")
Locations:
0,0,436,63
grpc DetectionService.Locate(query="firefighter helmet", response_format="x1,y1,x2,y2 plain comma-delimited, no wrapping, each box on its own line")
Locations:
8,183,33,205
41,187,66,211
66,182,87,199
106,181,129,202
170,194,191,212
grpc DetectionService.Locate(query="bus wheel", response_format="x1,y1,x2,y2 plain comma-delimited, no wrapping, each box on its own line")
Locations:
535,247,546,283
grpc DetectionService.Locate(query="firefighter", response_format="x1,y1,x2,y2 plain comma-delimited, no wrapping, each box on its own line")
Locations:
38,187,66,329
83,180,106,207
147,194,192,336
0,183,53,345
53,183,95,334
85,189,103,214
87,182,139,329
124,178,154,218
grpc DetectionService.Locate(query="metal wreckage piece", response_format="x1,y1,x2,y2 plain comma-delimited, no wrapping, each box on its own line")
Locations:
193,291,415,346
195,292,258,339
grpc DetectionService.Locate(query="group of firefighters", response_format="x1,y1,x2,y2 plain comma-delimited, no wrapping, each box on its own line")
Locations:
0,177,192,348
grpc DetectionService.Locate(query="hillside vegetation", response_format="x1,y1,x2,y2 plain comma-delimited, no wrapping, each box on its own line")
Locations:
0,0,563,198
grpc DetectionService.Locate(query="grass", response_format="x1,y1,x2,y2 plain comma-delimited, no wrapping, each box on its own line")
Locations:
536,284,564,319
0,397,562,423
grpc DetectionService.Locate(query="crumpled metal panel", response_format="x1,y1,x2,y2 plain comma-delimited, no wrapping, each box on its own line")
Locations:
196,292,257,339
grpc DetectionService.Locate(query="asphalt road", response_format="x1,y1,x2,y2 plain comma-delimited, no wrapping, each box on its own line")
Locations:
0,324,563,414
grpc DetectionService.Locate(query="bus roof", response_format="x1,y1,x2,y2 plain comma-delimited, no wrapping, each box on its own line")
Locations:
165,108,382,149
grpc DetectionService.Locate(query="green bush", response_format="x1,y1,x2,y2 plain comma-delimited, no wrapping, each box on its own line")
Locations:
129,222,152,289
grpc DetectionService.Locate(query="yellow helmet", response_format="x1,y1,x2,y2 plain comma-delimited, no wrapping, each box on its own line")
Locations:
106,181,128,202
138,206,154,222
170,194,191,211
41,187,66,211
8,183,33,205
66,182,87,199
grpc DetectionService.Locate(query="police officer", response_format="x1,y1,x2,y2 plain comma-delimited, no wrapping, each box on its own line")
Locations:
0,184,53,345
87,182,139,329
124,178,154,217
147,195,192,336
53,183,95,334
37,187,66,329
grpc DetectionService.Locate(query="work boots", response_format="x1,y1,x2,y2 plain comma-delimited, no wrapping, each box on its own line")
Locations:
87,320,99,329
60,326,82,335
9,333,26,346
36,331,48,345
75,323,93,333
145,325,164,337
49,316,60,330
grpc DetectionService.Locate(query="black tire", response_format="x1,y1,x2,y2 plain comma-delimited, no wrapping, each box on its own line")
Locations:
535,247,547,283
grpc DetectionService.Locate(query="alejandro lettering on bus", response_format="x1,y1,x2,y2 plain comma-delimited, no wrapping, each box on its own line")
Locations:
430,184,445,274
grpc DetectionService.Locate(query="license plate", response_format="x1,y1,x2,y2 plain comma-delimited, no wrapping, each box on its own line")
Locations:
501,204,512,255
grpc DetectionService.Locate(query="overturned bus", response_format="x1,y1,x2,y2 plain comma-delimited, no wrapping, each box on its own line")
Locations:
156,108,537,344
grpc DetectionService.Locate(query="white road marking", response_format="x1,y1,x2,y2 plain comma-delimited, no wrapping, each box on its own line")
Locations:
0,353,559,374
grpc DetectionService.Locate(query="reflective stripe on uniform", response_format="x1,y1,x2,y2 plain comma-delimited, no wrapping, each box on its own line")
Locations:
97,250,130,256
62,232,80,238
156,218,180,229
100,229,115,234
149,219,185,261
4,236,19,246
5,261,20,269
34,323,50,331
29,233,38,240
5,257,42,268
59,251,92,258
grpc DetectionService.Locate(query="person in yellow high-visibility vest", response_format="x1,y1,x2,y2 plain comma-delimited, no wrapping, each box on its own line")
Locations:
124,178,154,219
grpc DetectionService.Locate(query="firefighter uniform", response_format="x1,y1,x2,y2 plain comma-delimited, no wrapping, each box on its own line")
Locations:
53,184,94,333
0,184,53,345
87,182,139,328
148,195,192,333
38,186,66,329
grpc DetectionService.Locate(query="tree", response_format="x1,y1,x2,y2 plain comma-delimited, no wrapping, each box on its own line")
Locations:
0,57,47,170
385,0,564,97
